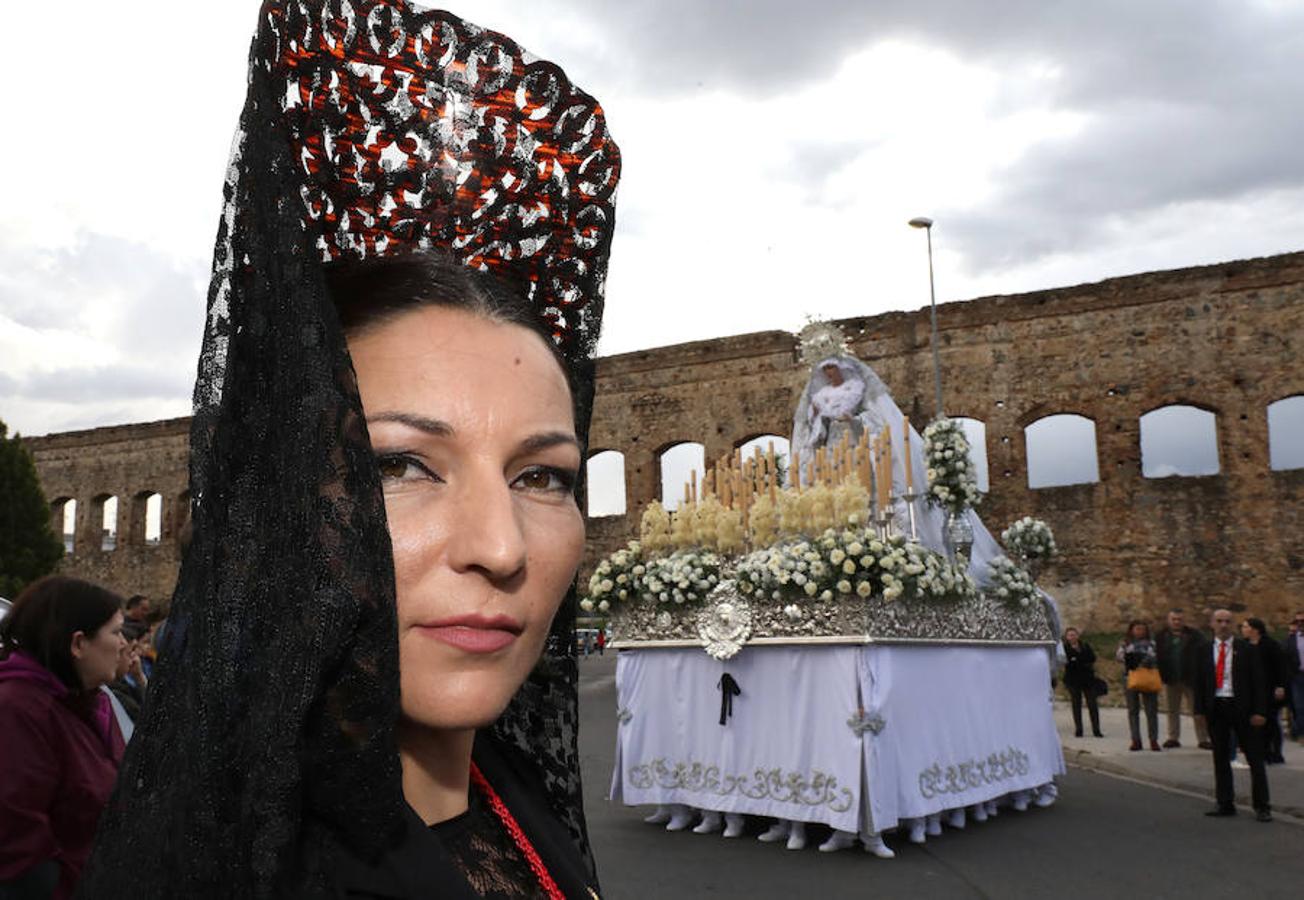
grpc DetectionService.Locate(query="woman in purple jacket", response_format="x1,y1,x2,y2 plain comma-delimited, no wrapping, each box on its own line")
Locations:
0,576,126,900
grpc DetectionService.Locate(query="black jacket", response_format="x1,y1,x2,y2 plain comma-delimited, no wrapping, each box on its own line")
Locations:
1153,625,1203,686
1257,636,1289,707
1062,640,1097,689
1284,632,1303,684
1194,636,1267,721
329,734,598,899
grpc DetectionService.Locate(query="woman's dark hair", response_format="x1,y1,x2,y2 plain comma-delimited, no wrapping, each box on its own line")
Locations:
1126,619,1152,641
1244,617,1267,639
0,575,125,690
326,248,576,400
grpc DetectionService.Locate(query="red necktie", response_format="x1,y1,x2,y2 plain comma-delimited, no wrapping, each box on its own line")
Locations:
1215,640,1227,690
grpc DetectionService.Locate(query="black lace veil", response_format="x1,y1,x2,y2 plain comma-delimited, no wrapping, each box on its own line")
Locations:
78,2,619,896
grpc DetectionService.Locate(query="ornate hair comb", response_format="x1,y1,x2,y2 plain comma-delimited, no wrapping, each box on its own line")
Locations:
262,0,621,357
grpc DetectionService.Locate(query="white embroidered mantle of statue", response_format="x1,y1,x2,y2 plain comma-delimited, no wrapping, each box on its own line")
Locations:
598,320,1066,857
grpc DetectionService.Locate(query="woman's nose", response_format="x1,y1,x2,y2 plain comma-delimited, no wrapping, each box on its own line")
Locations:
445,478,527,582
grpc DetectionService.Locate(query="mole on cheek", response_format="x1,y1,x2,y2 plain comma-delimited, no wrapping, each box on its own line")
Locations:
514,357,521,366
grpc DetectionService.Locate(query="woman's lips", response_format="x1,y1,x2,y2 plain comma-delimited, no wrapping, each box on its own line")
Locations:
415,615,522,654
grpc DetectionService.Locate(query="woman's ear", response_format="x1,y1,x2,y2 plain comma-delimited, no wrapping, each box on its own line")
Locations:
69,630,89,661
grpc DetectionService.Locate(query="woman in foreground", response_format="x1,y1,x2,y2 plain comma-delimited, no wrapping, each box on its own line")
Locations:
80,1,620,896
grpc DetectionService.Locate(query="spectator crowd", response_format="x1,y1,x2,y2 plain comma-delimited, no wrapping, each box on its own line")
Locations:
0,577,169,899
1062,606,1303,824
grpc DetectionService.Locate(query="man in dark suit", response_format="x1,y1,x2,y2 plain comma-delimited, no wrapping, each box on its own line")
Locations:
1286,611,1304,742
1194,608,1271,821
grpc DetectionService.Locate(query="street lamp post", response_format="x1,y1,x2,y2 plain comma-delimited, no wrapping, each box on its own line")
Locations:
908,216,944,419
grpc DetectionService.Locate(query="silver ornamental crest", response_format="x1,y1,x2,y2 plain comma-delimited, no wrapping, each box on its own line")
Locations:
697,583,753,660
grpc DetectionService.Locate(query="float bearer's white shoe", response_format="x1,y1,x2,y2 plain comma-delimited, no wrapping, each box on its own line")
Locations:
665,805,696,832
907,819,926,844
692,811,722,834
861,832,895,859
757,820,790,843
1034,784,1057,808
818,830,858,852
969,802,988,823
785,821,807,851
984,800,999,818
643,805,671,825
722,814,746,838
1010,791,1030,812
925,814,942,837
944,808,965,830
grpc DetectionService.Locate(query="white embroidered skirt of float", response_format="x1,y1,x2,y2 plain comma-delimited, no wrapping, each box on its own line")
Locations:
858,644,1065,833
611,646,864,833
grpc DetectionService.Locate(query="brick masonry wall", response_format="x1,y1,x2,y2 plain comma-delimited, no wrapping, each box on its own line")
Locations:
25,252,1304,626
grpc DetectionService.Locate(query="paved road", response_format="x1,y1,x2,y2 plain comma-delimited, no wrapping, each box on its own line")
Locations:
577,654,1304,899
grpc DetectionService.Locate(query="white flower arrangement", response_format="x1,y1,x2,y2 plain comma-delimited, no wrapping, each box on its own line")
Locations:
640,548,724,605
583,541,645,613
922,417,982,515
733,527,975,605
877,534,978,604
1001,516,1058,564
734,526,878,605
985,556,1039,609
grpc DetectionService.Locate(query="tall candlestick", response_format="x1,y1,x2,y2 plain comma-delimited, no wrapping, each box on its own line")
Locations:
903,418,914,492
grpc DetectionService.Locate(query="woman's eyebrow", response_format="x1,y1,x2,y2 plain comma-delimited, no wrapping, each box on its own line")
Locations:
366,412,454,436
518,431,580,455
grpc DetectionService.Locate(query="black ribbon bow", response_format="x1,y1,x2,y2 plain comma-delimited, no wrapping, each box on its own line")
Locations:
718,673,742,725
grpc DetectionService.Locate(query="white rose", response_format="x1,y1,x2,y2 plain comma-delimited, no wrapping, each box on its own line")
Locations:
804,582,818,597
580,598,595,612
856,581,873,598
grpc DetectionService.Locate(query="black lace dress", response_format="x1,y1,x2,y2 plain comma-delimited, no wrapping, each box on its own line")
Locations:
428,790,537,899
329,736,598,899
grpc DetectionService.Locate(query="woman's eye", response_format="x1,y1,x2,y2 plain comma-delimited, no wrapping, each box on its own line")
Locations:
376,454,437,484
514,466,575,493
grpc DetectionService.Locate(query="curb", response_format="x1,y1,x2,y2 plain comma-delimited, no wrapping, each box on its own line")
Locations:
1063,747,1304,823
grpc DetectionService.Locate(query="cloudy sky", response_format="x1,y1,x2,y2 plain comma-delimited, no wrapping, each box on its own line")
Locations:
3,0,1304,439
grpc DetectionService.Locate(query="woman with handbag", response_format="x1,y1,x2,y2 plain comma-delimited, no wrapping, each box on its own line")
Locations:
1063,628,1104,738
1117,620,1163,751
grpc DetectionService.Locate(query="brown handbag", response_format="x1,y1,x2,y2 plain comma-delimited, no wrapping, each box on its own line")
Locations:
1127,666,1163,694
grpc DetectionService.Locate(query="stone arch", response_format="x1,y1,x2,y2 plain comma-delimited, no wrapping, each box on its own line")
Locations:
1267,394,1304,471
51,497,76,555
1139,403,1220,478
91,493,119,552
951,416,990,493
128,490,165,546
657,441,705,511
1024,413,1100,489
585,449,627,517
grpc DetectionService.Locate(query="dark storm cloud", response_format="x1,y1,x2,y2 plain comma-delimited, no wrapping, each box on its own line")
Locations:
547,0,1304,269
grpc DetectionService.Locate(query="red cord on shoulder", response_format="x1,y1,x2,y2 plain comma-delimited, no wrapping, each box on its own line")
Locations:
470,762,567,900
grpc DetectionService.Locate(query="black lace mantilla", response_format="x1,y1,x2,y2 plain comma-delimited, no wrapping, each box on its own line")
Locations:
78,1,618,897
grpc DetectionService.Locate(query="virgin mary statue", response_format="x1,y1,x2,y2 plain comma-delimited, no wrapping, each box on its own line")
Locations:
788,322,1009,587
